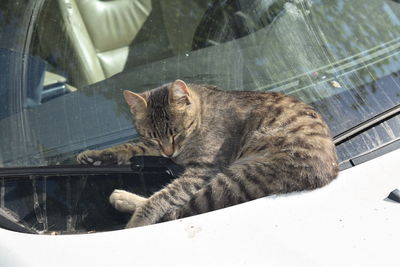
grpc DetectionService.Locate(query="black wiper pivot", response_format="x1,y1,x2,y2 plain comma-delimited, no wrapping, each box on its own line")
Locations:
387,189,400,203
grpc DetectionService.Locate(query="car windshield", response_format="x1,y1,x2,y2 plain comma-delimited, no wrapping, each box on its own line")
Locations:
1,0,399,169
1,0,400,168
0,0,400,234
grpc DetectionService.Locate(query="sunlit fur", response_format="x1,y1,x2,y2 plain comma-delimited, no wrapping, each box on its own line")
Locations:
132,84,200,158
77,80,339,228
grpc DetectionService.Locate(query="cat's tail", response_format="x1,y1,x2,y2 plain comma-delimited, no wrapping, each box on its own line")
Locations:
174,152,338,219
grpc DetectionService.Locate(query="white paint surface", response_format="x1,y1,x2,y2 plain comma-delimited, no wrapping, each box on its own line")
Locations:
0,148,399,267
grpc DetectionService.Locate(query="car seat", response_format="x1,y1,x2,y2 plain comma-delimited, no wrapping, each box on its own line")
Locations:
35,0,152,88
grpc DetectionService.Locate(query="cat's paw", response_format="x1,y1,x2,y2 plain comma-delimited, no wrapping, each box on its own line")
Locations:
77,150,129,165
109,189,147,213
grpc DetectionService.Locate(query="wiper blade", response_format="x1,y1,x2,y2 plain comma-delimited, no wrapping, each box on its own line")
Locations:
0,165,133,177
0,157,184,178
333,103,400,145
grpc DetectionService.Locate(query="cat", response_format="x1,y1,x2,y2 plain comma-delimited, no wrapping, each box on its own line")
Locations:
77,79,339,228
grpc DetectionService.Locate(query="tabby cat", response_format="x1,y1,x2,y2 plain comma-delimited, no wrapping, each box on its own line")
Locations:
77,80,338,228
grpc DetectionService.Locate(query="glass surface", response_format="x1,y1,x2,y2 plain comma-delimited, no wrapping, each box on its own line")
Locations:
1,0,400,234
0,0,400,166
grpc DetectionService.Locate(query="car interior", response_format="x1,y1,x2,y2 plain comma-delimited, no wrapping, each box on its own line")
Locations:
32,0,281,90
33,0,214,89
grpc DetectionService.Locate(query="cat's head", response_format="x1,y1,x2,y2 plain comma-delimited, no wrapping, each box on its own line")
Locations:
123,80,200,158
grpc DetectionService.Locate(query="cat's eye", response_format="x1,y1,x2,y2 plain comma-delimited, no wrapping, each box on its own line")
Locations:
171,133,180,143
150,138,161,145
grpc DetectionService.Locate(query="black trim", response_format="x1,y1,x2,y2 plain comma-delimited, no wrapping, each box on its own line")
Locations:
339,137,400,170
333,104,400,145
350,137,400,166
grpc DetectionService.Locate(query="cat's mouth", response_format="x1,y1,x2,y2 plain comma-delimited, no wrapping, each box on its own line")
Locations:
160,147,180,158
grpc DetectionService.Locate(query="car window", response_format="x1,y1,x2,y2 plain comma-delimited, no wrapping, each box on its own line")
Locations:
1,0,400,233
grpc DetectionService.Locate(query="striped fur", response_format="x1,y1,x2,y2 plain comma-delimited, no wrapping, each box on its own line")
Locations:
77,80,339,228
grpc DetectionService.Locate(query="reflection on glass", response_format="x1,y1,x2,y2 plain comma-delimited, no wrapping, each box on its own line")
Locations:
0,0,399,168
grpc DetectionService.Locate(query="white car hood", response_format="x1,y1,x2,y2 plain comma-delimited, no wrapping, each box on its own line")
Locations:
1,148,399,267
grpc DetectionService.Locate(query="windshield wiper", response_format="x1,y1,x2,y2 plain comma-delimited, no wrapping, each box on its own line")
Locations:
0,157,184,178
333,103,400,145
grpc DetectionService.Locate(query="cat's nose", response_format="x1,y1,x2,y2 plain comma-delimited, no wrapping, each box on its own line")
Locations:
161,145,174,158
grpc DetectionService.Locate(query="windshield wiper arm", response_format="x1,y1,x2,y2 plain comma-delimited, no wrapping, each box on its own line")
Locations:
333,103,400,145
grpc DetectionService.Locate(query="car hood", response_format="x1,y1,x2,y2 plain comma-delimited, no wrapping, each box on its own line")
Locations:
0,148,399,267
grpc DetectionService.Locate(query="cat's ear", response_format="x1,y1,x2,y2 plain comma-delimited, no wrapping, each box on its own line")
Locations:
123,90,147,114
169,79,191,106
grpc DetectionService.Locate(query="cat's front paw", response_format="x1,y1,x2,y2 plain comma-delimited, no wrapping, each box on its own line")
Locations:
76,150,122,165
109,189,147,213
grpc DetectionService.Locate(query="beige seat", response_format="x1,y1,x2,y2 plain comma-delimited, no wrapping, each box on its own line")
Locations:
36,0,152,88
